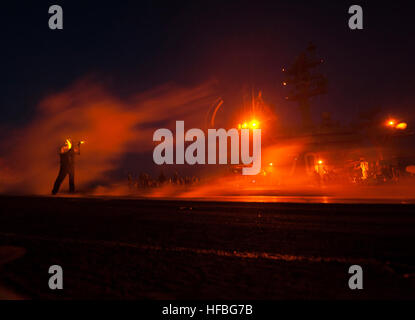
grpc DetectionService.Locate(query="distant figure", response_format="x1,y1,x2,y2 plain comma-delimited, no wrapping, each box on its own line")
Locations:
51,138,82,195
172,171,179,184
139,172,150,188
158,171,167,185
127,172,134,189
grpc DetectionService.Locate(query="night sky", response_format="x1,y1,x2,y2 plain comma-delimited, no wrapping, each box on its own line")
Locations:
2,0,415,127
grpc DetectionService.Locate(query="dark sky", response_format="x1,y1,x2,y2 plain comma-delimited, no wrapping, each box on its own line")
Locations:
2,0,415,127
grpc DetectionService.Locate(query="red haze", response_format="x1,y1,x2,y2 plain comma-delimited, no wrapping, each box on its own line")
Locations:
0,79,216,194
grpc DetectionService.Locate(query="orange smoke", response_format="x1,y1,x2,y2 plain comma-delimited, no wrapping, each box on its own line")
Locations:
0,79,216,194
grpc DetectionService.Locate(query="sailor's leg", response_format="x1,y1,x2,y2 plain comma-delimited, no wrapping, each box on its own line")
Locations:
52,167,68,195
68,168,75,193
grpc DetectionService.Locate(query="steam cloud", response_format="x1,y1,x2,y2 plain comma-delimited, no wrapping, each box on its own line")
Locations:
0,79,216,194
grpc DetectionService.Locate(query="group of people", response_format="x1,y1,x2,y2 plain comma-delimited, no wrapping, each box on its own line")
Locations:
51,138,201,195
51,138,411,195
313,159,408,186
348,160,404,184
127,171,200,190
